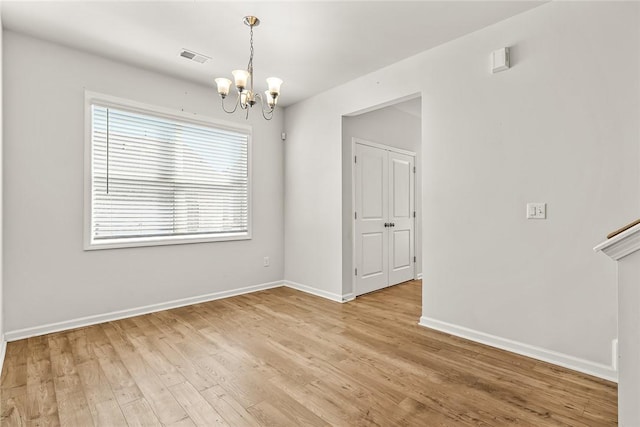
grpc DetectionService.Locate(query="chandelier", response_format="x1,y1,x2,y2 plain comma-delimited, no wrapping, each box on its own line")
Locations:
214,16,283,121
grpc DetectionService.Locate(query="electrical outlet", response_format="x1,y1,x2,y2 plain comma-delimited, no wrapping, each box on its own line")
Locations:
526,203,546,219
263,256,269,267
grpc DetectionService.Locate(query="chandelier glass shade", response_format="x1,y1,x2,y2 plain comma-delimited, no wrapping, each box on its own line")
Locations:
214,16,282,120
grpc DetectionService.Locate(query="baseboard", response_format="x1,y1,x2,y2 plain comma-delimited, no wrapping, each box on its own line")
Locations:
284,280,345,303
0,335,6,376
419,316,618,383
5,279,356,341
416,273,423,280
5,281,284,342
342,292,356,302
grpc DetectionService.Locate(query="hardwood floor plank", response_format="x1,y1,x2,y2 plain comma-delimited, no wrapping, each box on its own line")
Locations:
149,336,217,392
246,400,300,427
75,359,120,425
0,281,617,426
127,335,187,388
49,375,94,427
166,417,197,427
200,385,261,427
25,337,58,424
47,335,94,426
2,340,28,389
67,330,93,366
0,385,27,427
120,399,162,427
169,381,229,426
267,376,356,425
94,399,127,427
85,325,143,407
101,323,188,425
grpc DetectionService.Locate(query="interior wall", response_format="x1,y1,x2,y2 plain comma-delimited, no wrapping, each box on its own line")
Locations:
284,1,639,371
618,250,640,424
3,31,285,334
341,104,422,296
0,17,4,350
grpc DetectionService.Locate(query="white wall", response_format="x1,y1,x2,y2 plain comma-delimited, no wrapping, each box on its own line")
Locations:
284,1,639,374
0,16,5,355
341,105,422,296
618,250,640,426
3,32,285,334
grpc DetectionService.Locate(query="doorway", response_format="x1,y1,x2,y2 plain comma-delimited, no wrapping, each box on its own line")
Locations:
354,140,415,296
341,95,422,299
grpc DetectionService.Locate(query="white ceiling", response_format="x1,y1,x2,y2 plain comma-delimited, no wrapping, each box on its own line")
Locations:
0,1,546,107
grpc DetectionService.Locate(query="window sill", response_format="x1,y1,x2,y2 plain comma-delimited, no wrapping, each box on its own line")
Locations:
84,232,251,251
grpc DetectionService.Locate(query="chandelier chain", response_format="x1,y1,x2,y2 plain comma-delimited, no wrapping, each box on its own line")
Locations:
247,25,254,84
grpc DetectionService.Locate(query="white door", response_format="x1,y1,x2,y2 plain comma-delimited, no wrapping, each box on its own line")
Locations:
388,151,415,285
354,143,389,295
355,142,415,296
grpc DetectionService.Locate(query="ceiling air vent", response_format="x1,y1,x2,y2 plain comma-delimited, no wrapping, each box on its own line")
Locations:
180,49,210,64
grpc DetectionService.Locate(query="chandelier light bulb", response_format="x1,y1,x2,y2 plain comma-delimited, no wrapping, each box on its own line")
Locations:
266,77,283,95
232,70,250,91
214,78,232,98
264,91,277,108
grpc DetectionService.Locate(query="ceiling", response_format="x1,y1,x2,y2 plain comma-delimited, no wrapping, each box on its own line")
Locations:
0,1,546,107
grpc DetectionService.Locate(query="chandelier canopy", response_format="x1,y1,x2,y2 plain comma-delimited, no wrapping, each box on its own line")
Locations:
214,16,283,121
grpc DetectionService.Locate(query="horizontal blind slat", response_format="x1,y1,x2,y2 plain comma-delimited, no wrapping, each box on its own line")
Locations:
92,133,248,157
93,109,248,141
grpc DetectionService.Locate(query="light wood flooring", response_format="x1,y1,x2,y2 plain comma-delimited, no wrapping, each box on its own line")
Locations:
1,280,617,426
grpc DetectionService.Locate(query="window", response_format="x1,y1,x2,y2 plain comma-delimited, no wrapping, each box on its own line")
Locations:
85,93,251,249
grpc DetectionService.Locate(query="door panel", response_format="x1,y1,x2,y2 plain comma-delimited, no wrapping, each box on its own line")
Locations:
392,159,411,218
361,232,384,278
388,152,415,285
392,229,411,269
355,144,388,295
362,156,384,219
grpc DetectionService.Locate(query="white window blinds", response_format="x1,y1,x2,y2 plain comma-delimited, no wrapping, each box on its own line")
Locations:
90,104,250,246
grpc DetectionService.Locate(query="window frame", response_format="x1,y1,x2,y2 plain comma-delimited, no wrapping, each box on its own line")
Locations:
84,91,252,250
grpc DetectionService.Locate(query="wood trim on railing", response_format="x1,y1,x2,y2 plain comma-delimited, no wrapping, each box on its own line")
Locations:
595,221,640,261
607,219,640,239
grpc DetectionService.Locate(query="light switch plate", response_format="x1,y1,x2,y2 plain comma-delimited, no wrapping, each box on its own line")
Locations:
526,203,546,219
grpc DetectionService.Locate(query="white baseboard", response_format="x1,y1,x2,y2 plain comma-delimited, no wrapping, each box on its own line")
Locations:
419,316,618,383
341,293,356,302
416,273,423,280
5,280,354,342
5,282,615,383
5,281,284,342
284,280,345,303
